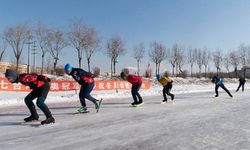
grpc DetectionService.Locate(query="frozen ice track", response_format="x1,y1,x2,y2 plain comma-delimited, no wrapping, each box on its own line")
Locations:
0,90,250,150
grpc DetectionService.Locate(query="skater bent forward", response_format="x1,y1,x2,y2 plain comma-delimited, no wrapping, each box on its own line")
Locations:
157,72,175,103
5,69,55,125
120,72,144,106
64,64,100,113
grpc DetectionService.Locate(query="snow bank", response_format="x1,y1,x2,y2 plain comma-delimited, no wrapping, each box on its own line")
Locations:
0,77,247,107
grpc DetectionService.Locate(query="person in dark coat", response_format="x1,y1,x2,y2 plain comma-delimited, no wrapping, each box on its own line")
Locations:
236,76,246,92
5,69,55,125
64,64,99,113
211,75,233,98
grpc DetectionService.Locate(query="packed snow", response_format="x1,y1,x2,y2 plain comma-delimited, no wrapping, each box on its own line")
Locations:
0,77,249,150
0,77,245,107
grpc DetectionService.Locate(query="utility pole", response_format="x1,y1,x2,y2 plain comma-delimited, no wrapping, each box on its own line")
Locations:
26,32,33,73
32,41,38,73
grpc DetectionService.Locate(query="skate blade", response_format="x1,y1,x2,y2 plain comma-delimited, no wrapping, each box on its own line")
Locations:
96,98,103,113
134,102,144,107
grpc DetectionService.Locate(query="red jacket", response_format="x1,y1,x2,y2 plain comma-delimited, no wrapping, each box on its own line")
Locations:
19,74,49,89
127,74,142,85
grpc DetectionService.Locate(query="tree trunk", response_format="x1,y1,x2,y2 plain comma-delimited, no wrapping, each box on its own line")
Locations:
190,64,193,77
158,63,161,75
78,57,82,68
172,64,175,77
234,67,238,78
155,63,157,75
111,59,113,77
53,58,58,75
0,51,4,61
137,60,140,75
205,65,207,78
87,58,90,72
113,59,116,75
16,56,20,71
78,49,82,68
41,54,45,74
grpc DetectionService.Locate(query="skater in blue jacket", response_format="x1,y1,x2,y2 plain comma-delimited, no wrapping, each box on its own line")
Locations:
64,64,100,113
211,75,233,98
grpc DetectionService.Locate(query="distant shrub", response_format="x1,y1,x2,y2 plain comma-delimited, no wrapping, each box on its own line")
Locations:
93,67,100,77
55,67,64,76
176,70,188,78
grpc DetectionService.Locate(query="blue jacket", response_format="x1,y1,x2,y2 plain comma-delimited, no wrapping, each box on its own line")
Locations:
211,76,224,86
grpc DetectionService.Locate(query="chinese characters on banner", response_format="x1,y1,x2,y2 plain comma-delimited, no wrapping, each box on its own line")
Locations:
0,78,150,92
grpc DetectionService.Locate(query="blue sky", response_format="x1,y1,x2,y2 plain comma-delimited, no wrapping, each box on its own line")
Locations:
1,0,250,73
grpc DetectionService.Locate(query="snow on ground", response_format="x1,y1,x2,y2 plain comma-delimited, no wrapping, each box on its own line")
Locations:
0,88,250,150
0,77,247,107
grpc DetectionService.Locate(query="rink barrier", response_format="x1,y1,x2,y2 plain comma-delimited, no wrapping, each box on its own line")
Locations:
0,78,150,92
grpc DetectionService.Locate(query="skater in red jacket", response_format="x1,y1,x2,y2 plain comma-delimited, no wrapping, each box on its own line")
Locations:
5,69,55,125
120,72,144,106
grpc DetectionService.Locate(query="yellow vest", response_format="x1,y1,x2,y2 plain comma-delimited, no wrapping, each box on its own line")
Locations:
158,76,172,86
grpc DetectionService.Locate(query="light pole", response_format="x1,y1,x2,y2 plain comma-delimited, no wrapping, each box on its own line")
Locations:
26,32,33,73
32,41,38,73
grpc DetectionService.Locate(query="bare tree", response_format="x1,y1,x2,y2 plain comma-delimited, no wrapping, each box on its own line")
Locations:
4,24,29,70
176,45,185,74
238,43,248,67
35,22,50,74
213,49,223,75
0,38,7,61
223,52,230,77
187,47,196,77
195,48,203,76
47,28,68,74
68,20,87,68
168,43,179,76
133,42,145,75
202,48,211,78
149,41,167,75
229,50,240,78
106,36,126,76
82,26,100,72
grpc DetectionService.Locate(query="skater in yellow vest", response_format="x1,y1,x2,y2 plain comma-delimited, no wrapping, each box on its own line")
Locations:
156,72,175,104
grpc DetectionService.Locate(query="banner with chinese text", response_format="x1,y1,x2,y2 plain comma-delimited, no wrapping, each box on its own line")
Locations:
0,78,150,92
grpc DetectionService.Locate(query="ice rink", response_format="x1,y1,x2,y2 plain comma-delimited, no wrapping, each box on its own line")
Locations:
0,90,250,150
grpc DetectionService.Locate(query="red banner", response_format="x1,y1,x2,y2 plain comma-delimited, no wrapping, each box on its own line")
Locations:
0,78,150,92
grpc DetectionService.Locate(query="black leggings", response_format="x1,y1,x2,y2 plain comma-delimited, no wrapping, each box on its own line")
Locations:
163,85,174,101
24,81,50,110
236,83,245,92
215,84,232,97
131,84,143,103
79,82,97,107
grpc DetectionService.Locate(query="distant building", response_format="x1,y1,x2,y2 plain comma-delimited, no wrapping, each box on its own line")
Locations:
0,62,27,73
0,61,46,74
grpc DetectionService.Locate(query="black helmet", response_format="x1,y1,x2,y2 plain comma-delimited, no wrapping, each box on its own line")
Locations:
211,75,218,83
120,72,125,79
5,69,19,83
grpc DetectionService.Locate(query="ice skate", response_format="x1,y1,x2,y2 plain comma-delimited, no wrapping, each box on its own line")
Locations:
77,106,89,113
24,115,39,122
161,100,167,104
41,117,55,125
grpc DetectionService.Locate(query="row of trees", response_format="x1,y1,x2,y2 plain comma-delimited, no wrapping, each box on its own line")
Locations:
0,20,126,75
0,20,250,77
149,43,250,78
